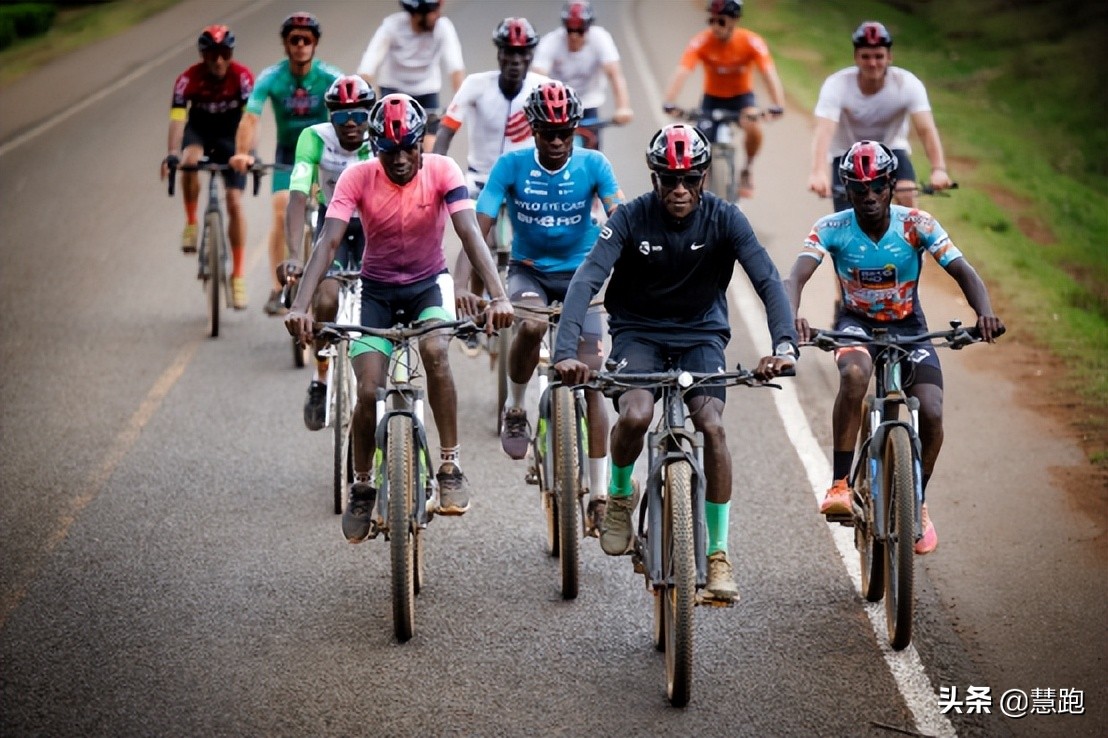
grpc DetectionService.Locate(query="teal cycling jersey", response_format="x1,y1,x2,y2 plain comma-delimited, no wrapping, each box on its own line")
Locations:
245,59,343,148
476,147,623,273
801,204,964,322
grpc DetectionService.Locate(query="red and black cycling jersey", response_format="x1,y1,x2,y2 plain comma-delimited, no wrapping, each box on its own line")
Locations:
170,61,255,138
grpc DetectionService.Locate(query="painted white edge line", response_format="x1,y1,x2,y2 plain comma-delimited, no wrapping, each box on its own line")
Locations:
618,2,955,736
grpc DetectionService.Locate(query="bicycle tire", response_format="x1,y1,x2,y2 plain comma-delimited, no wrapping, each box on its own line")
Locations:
495,324,512,434
204,212,222,338
553,387,580,600
663,460,695,707
293,222,314,367
652,587,665,652
856,398,884,602
332,349,351,515
388,413,417,642
884,425,915,649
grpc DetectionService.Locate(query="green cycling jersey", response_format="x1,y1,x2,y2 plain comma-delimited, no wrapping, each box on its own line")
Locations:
245,59,344,148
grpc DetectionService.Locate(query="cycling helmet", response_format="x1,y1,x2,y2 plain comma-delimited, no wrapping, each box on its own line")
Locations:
645,124,711,171
838,140,898,182
524,82,584,130
400,0,440,12
369,94,428,149
852,21,893,48
281,11,321,39
198,25,235,52
707,0,743,18
325,75,376,111
561,1,595,31
492,17,539,49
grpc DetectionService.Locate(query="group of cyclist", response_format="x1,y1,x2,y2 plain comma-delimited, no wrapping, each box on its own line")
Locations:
162,1,1004,601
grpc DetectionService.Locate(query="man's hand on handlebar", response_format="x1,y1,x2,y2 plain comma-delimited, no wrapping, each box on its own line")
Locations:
754,353,795,380
793,317,815,344
766,105,784,120
554,358,590,387
284,310,313,348
454,288,483,320
484,297,514,332
229,153,255,174
277,259,303,288
975,314,1005,343
612,107,634,125
662,102,680,117
160,154,179,181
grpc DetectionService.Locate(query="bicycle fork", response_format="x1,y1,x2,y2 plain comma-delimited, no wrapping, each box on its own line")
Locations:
864,396,924,543
371,385,433,538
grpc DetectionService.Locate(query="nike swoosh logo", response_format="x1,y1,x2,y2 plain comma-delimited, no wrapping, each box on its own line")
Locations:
690,242,705,250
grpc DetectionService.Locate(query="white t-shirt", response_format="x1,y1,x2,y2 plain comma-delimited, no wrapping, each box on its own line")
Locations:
814,66,931,157
356,13,465,97
532,26,620,109
441,70,550,180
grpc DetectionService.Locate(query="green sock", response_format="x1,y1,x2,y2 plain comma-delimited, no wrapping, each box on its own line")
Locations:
706,501,730,556
609,462,634,498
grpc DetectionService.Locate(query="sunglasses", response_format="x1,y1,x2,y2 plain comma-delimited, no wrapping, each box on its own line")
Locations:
375,138,420,154
202,48,232,60
707,16,730,27
656,170,705,189
537,128,576,142
565,26,586,35
844,178,891,195
286,34,315,47
330,109,370,126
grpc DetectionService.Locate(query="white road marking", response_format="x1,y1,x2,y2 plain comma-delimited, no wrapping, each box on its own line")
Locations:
617,4,956,736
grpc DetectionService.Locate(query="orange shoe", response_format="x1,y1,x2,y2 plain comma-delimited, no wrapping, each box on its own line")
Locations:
914,503,938,555
820,478,852,516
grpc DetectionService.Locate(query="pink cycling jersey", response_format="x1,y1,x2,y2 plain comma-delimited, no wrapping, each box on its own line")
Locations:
327,154,472,284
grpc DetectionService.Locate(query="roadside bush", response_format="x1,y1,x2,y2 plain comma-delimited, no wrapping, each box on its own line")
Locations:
0,15,14,50
0,4,56,48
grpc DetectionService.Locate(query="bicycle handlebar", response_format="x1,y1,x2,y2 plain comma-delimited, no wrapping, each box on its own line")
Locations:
166,159,287,197
314,319,482,345
582,365,785,396
664,106,777,124
802,321,1005,353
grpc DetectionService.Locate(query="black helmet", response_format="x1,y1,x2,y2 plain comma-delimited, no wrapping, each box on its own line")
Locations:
838,140,898,182
325,76,376,111
561,1,595,31
524,81,584,130
646,124,712,171
281,11,321,39
369,94,428,149
492,17,539,49
400,0,441,13
707,0,742,18
198,24,235,52
852,21,892,48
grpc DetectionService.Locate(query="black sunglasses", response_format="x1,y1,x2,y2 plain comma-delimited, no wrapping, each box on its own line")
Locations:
537,128,576,142
655,170,705,189
844,178,891,195
565,26,586,35
286,34,315,46
707,16,730,27
202,48,232,60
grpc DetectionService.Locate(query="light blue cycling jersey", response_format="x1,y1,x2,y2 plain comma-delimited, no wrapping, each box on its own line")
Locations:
800,204,964,322
476,147,622,273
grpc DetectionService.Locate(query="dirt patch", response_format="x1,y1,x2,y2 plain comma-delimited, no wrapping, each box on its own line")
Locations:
979,183,1057,245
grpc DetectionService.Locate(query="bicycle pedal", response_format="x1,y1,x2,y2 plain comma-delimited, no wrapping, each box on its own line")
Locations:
696,592,736,608
524,467,539,485
824,512,854,527
631,551,645,575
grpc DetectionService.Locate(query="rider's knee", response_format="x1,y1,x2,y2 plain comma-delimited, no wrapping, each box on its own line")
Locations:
838,359,870,396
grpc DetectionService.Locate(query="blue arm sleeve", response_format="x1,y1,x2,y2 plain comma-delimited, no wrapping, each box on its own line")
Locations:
475,155,511,219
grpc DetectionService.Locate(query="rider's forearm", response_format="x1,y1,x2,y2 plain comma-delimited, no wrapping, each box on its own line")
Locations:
810,117,835,175
431,126,455,155
289,225,340,314
915,115,948,172
662,66,690,104
606,63,632,111
234,113,258,156
285,189,308,255
948,258,994,317
166,120,185,155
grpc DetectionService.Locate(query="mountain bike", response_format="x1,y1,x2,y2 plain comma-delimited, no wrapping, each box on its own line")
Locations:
166,158,273,337
585,362,785,706
319,270,361,515
316,317,480,643
668,106,769,205
803,320,998,649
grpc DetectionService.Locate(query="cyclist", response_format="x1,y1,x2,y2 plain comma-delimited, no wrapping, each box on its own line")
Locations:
284,94,513,540
356,0,466,152
530,0,634,151
807,21,953,212
553,124,797,601
784,141,1004,555
661,0,785,199
161,25,254,308
456,81,624,535
282,75,376,432
230,11,342,315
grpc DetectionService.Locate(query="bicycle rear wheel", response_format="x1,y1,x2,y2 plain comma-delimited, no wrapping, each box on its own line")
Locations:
204,211,222,338
331,349,352,515
856,398,884,602
708,143,737,204
662,460,695,707
553,387,581,600
387,413,417,642
884,425,916,649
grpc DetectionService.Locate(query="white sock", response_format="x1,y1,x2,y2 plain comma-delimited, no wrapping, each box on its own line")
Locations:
507,380,529,410
441,445,459,469
589,456,609,500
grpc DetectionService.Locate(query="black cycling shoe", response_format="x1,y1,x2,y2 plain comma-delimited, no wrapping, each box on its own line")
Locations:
303,380,327,431
342,483,377,543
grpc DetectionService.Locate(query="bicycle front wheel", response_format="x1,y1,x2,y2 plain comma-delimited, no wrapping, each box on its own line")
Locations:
495,324,512,434
708,144,736,204
662,460,695,707
204,211,222,338
884,425,916,649
387,413,417,642
331,349,352,515
553,387,581,600
856,398,884,602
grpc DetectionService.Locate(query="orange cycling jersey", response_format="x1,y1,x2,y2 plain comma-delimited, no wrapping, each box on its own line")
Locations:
678,28,775,98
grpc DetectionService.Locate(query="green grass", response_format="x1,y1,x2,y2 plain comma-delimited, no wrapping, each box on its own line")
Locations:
752,0,1108,458
0,0,179,88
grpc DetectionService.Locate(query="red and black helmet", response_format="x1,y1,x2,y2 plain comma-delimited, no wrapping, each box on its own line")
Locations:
198,24,235,52
852,21,892,48
707,0,743,18
325,75,376,111
281,11,321,39
492,17,538,49
369,94,428,150
838,140,898,182
524,81,584,130
561,1,595,31
646,124,712,172
400,0,441,13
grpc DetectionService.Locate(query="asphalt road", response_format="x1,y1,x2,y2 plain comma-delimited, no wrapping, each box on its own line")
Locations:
0,1,1104,736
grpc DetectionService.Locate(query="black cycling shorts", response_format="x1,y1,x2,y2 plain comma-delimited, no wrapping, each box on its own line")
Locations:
608,332,728,407
834,311,943,390
182,124,246,189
